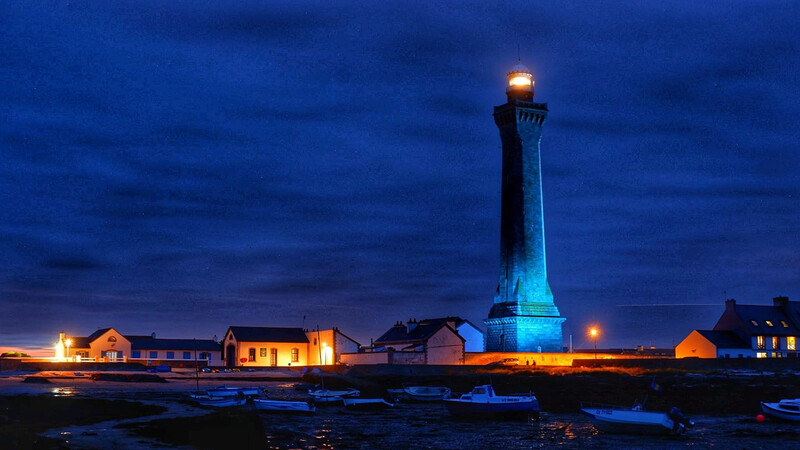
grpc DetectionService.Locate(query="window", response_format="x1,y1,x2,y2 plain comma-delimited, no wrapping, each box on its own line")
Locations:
757,352,767,358
313,338,317,346
183,352,191,359
773,336,780,350
788,336,796,351
199,352,209,360
766,320,774,327
167,352,174,359
108,336,117,342
132,351,141,358
757,336,765,350
291,348,299,363
248,348,256,361
781,321,790,328
149,351,158,359
260,348,267,357
750,320,759,327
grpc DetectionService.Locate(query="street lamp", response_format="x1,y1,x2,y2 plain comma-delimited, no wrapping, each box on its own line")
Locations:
589,327,599,359
65,339,72,362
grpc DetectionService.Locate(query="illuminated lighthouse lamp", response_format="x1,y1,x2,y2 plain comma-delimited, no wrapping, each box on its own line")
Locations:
507,63,533,88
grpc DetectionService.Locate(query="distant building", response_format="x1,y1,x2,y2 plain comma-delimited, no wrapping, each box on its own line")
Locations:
55,328,221,367
676,297,800,358
366,318,466,365
222,326,358,367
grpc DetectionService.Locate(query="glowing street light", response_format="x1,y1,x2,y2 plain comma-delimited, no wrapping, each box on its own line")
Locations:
589,327,599,359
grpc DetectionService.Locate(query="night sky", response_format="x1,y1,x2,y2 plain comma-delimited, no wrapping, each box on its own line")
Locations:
2,1,799,353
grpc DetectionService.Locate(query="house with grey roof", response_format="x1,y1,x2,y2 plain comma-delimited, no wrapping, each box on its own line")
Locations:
367,318,467,365
222,326,359,367
676,297,800,358
56,328,221,367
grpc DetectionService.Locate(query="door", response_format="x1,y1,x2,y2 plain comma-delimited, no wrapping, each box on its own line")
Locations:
270,348,277,366
226,345,236,367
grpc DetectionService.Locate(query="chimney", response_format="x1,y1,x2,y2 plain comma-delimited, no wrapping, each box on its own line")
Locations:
59,331,65,343
151,332,156,339
725,298,736,312
407,318,418,333
774,296,789,308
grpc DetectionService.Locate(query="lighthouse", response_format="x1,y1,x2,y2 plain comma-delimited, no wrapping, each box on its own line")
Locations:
483,62,566,352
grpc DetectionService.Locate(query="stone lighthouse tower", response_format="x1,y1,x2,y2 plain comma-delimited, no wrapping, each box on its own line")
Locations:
484,62,565,352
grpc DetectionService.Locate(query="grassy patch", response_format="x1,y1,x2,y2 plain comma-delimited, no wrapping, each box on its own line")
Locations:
120,408,267,449
0,395,166,449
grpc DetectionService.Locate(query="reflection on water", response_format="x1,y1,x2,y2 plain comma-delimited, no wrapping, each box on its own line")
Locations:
51,387,77,397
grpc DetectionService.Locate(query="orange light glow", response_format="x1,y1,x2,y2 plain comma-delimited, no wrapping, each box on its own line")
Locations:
508,75,532,87
589,327,599,338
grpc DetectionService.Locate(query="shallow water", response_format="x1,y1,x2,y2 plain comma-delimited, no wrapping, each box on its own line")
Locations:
4,378,800,449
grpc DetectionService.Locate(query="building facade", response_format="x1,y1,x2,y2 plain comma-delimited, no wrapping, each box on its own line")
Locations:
484,62,565,352
368,319,466,365
222,326,359,367
55,328,221,366
676,297,800,358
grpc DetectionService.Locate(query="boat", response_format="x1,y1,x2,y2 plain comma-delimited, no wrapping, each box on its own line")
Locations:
190,393,247,407
580,402,694,435
403,386,451,402
444,385,539,419
207,385,265,398
761,399,800,421
342,398,394,410
254,398,316,414
308,387,361,404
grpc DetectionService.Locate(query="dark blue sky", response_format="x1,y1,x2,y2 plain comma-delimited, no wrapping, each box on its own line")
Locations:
2,1,799,352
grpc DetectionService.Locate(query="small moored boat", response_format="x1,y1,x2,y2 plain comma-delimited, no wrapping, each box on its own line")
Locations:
190,393,247,407
444,385,539,419
580,402,694,435
403,386,451,402
342,398,394,410
308,388,360,404
207,385,265,398
254,398,315,414
761,399,800,421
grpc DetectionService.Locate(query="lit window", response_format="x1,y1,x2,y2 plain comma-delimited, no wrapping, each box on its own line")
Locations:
781,321,790,328
772,336,779,350
788,337,796,351
750,320,759,327
757,352,767,358
260,348,267,357
757,336,765,350
766,321,774,327
248,348,256,361
291,348,299,363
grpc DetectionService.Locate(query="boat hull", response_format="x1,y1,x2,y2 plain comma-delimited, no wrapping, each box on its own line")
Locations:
254,399,315,414
191,395,247,407
761,402,800,422
403,386,451,402
444,399,539,419
207,386,263,397
580,408,675,435
309,388,360,404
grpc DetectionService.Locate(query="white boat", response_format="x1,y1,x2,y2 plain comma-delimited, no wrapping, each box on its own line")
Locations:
207,385,265,398
190,393,247,407
444,385,539,419
308,387,360,404
761,399,800,421
580,402,694,435
403,386,451,402
342,398,394,410
254,398,315,414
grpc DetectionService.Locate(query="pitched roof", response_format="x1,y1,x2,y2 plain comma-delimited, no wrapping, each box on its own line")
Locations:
696,330,750,349
87,327,113,341
374,322,464,345
227,326,309,343
67,337,91,348
732,304,799,336
130,339,220,351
